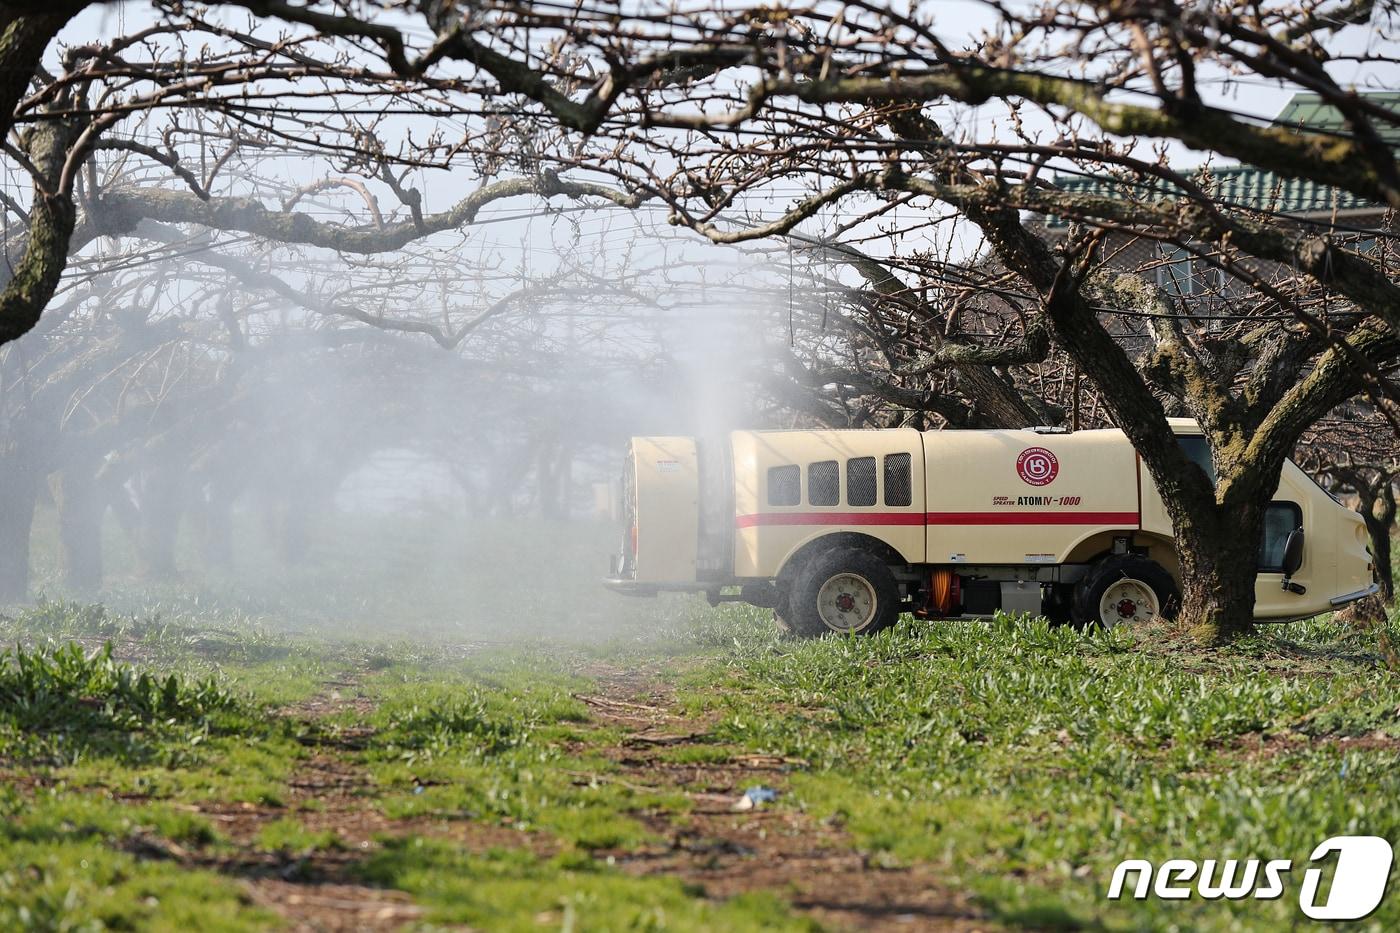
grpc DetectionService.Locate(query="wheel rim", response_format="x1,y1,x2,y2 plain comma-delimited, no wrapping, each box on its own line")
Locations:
816,573,878,633
1097,578,1161,626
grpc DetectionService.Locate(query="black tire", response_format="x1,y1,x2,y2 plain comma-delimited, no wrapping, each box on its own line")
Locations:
1042,583,1074,627
772,589,795,635
1071,554,1180,628
787,547,902,637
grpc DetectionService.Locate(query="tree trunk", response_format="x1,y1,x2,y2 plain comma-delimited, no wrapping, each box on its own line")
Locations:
1172,503,1265,643
549,446,573,519
56,463,103,593
279,496,310,566
1135,429,1278,644
1363,506,1395,606
487,449,529,517
200,495,235,572
137,467,184,581
536,437,562,519
0,457,38,602
0,8,85,146
957,365,1053,428
0,102,81,346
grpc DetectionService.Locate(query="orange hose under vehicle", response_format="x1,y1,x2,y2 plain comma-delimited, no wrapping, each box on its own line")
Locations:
929,569,957,615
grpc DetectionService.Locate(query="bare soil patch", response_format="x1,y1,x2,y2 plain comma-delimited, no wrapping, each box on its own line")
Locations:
1227,728,1400,763
209,675,522,931
580,665,992,932
242,879,428,932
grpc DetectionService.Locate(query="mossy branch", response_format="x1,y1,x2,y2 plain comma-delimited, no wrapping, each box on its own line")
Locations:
99,175,642,255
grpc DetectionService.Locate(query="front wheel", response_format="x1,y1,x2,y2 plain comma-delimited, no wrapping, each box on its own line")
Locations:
787,548,901,637
1071,554,1179,628
772,596,794,635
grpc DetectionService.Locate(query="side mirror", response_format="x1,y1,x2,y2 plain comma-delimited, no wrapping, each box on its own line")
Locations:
1280,527,1306,594
1282,527,1305,576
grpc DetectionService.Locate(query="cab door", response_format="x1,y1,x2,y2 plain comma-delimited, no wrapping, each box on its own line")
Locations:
1151,437,1327,619
1253,499,1305,617
1253,461,1332,619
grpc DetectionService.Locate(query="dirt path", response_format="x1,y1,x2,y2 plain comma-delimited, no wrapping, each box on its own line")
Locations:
190,675,426,932
578,664,992,932
233,678,545,931
180,665,990,931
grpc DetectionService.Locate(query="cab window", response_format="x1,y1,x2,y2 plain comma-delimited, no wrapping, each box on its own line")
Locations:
1177,435,1216,485
1258,502,1302,572
1177,436,1302,572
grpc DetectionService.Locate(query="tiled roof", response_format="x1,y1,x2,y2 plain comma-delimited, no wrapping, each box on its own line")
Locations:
1275,92,1400,143
1043,92,1395,227
1044,165,1379,227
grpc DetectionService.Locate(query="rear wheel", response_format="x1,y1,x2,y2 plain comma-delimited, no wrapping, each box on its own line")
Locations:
788,548,901,637
1071,555,1179,628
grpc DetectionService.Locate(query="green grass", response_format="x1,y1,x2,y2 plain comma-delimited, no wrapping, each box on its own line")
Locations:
0,789,269,931
0,544,1397,931
0,640,244,766
257,816,344,854
678,611,1400,931
0,618,311,929
357,661,686,851
0,598,809,930
354,840,817,932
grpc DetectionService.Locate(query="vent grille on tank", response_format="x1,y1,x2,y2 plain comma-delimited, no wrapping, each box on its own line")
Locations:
767,464,800,506
808,460,839,506
883,453,912,507
848,457,877,507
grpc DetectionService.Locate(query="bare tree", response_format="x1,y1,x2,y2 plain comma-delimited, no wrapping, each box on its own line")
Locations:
1,163,772,598
0,4,648,348
297,0,1397,642
5,2,1400,638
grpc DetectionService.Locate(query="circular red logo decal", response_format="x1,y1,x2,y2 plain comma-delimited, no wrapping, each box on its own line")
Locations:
1016,447,1059,486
